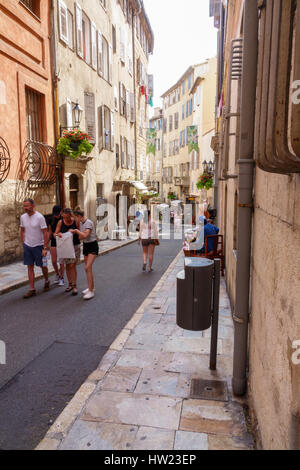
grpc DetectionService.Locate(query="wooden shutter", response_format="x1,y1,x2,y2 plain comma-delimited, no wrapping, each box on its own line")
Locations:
110,110,114,151
97,30,102,76
148,74,154,96
66,98,73,128
131,142,135,170
120,27,125,63
98,105,105,152
121,136,125,168
91,22,97,70
126,89,130,120
84,92,96,144
108,44,113,84
119,82,123,115
75,2,83,58
114,86,119,111
130,92,135,122
59,0,68,44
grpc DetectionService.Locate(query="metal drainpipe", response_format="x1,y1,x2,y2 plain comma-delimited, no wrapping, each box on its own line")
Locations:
50,0,62,206
232,0,258,396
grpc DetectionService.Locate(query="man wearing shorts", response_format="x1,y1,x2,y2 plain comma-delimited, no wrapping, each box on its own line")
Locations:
20,198,50,298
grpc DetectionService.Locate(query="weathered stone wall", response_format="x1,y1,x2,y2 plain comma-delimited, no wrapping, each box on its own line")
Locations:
0,179,56,265
248,171,300,449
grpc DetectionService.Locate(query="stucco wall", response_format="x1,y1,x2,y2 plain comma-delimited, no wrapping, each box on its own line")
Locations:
248,170,300,449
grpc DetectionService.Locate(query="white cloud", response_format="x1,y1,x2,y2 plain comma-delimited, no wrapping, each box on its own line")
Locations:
143,0,218,110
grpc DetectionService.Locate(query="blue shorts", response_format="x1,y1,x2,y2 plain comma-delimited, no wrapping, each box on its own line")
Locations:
23,244,43,267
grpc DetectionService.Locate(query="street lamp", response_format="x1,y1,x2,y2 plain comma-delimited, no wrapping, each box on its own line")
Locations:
202,160,208,173
73,102,83,127
208,160,215,173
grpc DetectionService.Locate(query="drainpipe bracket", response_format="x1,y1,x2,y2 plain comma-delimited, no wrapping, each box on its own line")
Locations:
233,313,244,324
238,203,253,209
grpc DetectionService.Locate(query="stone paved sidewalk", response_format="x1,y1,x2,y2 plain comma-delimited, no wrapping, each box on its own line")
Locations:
0,237,138,295
36,252,254,451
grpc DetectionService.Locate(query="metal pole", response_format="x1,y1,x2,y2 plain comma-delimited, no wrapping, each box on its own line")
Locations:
210,258,221,370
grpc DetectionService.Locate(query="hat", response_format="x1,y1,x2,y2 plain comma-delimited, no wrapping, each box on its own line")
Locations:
52,205,62,216
198,215,206,223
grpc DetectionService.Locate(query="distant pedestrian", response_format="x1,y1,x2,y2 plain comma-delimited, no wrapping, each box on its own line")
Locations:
54,208,80,296
73,208,98,300
48,205,64,286
138,210,159,272
20,199,50,298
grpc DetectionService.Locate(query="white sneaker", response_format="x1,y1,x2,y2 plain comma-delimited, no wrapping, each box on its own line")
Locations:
82,288,89,295
58,278,65,287
83,290,95,300
54,275,60,284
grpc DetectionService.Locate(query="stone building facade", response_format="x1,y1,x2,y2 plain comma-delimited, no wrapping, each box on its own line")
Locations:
54,0,154,230
0,0,56,265
160,60,216,209
210,0,300,449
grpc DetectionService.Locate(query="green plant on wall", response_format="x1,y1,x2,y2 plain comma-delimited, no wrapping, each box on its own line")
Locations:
57,130,93,160
167,193,176,200
146,128,157,156
196,173,213,191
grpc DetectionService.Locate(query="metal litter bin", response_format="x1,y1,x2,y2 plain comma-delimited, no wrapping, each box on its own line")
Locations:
177,258,214,331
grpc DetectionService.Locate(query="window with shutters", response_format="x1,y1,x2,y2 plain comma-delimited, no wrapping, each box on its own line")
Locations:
182,81,185,95
121,137,125,168
169,115,173,132
102,36,109,81
116,143,120,170
91,22,97,70
68,10,74,50
82,13,91,64
97,31,102,76
84,92,96,144
131,142,135,170
174,112,179,129
119,83,127,117
112,25,117,53
75,3,83,58
114,86,119,111
130,93,135,123
20,0,40,17
98,105,112,152
188,74,192,90
120,27,126,64
163,118,167,134
163,143,167,157
58,1,68,44
186,102,189,118
25,87,45,142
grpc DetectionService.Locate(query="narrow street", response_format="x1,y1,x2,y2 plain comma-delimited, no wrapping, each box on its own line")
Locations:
0,237,182,450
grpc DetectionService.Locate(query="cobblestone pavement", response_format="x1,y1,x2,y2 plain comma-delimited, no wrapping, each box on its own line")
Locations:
0,237,138,295
37,252,254,451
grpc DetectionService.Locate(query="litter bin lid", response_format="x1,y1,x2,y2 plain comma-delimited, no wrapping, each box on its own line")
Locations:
177,269,185,280
185,258,214,268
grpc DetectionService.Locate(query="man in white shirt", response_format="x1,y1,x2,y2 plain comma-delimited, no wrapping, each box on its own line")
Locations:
20,199,50,298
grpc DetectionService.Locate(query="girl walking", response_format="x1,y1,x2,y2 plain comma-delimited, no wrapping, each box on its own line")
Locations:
72,208,98,300
48,205,64,286
138,210,159,272
55,208,80,296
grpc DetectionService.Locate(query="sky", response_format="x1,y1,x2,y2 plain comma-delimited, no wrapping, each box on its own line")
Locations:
142,0,218,111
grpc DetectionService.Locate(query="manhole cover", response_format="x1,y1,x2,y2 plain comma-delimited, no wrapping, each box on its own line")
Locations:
190,379,228,402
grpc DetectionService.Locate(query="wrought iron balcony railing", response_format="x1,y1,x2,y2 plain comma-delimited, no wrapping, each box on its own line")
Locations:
0,137,11,184
23,141,58,188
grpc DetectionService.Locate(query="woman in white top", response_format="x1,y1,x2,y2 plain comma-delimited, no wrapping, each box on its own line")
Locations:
138,210,159,272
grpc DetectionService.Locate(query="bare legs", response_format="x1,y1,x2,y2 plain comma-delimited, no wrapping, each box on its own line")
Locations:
65,263,76,288
27,265,48,290
142,245,155,271
50,247,64,278
84,254,97,292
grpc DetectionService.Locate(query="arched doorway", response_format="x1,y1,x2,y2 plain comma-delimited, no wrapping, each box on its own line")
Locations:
69,174,79,209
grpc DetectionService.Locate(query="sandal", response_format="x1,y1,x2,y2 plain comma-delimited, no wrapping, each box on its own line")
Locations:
65,284,73,293
72,285,78,296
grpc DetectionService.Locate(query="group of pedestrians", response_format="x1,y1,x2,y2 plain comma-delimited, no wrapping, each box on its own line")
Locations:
20,199,97,300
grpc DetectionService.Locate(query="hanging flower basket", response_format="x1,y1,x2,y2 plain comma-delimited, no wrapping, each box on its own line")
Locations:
196,173,213,191
167,193,177,200
57,130,93,160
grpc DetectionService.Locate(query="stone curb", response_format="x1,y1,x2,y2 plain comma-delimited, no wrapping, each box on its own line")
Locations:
0,238,138,296
36,249,183,451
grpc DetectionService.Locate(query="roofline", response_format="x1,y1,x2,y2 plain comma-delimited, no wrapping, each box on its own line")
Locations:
161,62,208,98
139,1,154,53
